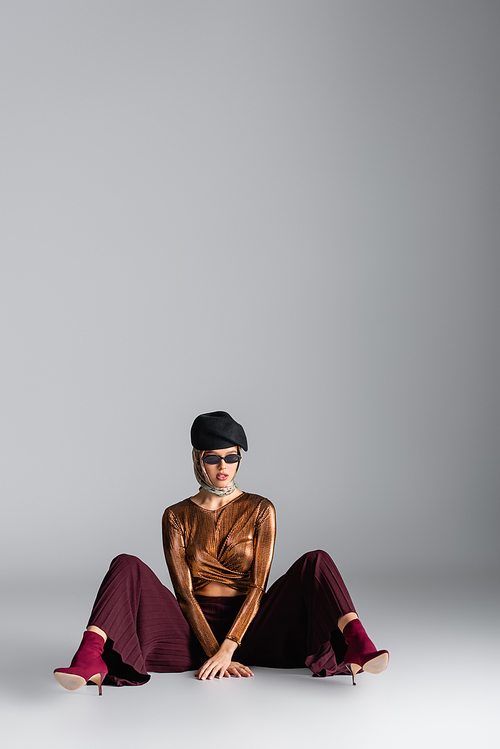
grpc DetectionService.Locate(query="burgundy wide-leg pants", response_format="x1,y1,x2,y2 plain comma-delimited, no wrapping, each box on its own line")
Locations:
87,550,355,686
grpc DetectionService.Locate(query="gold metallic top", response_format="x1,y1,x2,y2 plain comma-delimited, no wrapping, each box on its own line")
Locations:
162,493,276,657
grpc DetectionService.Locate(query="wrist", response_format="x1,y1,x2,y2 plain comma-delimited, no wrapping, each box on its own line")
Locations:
220,638,238,656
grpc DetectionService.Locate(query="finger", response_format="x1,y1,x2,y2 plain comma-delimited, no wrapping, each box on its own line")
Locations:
199,662,214,680
209,661,223,680
197,657,215,680
210,663,222,680
198,663,211,680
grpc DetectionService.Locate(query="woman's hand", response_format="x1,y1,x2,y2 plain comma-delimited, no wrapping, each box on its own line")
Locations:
196,657,254,680
223,661,254,678
195,639,253,680
196,651,231,680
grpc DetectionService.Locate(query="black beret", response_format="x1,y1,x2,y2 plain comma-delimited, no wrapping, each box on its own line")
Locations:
190,411,248,451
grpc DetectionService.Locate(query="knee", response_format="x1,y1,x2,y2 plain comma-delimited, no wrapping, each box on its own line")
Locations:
303,549,332,564
109,553,142,569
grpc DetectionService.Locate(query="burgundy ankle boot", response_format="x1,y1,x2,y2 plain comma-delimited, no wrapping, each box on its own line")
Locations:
54,630,108,695
342,619,389,685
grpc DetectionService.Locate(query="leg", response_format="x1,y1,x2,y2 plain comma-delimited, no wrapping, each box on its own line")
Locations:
55,554,200,691
88,554,201,683
54,630,108,695
240,550,356,676
87,625,107,641
342,619,389,684
337,613,358,632
241,550,388,683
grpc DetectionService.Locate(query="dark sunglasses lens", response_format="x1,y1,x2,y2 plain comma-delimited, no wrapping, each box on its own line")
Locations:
203,454,240,464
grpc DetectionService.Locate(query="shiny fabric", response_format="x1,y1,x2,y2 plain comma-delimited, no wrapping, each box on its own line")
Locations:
162,493,275,655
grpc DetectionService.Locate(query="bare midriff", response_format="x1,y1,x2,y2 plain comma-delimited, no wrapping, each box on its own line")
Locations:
196,582,243,597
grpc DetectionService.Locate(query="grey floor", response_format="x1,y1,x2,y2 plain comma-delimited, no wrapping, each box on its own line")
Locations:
2,576,499,749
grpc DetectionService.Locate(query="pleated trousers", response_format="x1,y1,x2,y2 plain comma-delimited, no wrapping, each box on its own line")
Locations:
87,550,355,686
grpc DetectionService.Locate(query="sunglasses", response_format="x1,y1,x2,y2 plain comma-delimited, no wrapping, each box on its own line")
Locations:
202,453,241,465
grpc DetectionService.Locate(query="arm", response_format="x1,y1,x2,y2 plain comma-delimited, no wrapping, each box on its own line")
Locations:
225,499,276,646
162,508,220,658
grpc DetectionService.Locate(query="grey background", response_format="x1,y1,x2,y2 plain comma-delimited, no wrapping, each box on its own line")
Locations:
1,2,499,747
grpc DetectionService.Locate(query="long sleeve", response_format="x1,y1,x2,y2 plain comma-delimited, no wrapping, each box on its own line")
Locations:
225,500,276,646
162,509,220,657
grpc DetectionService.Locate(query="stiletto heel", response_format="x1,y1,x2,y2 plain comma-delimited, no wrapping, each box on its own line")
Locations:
350,663,361,685
343,619,389,686
54,631,108,695
89,673,103,696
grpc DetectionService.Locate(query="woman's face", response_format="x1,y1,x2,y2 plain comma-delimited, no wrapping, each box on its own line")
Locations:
201,446,240,488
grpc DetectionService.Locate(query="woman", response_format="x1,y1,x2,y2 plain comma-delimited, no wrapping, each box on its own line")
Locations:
54,411,388,693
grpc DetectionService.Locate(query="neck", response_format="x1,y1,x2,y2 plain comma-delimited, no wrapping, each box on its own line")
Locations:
199,476,238,497
195,486,242,508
